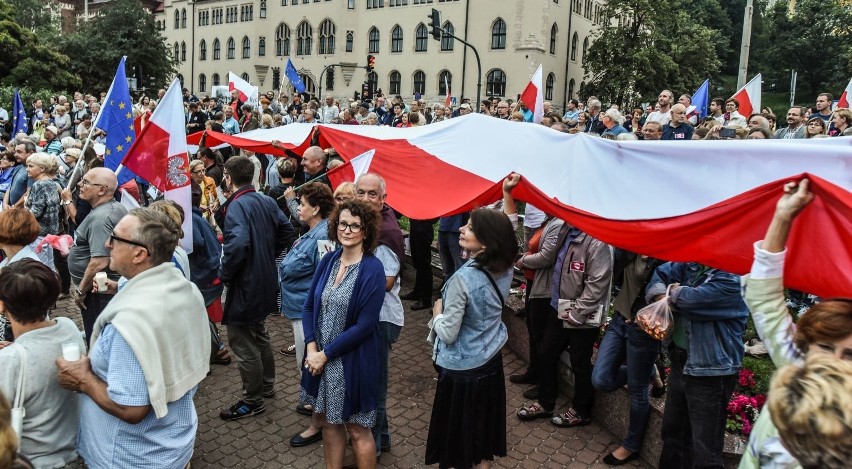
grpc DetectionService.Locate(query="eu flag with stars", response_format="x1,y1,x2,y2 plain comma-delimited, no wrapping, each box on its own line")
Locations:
11,89,28,136
100,57,137,185
285,58,306,94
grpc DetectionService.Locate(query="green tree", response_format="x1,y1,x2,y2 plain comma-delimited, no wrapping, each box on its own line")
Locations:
59,0,177,93
582,0,722,106
6,0,59,38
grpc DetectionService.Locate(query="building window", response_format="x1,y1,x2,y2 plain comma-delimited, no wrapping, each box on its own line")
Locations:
276,23,291,56
568,78,575,99
440,21,454,50
227,37,235,59
415,23,428,52
326,68,334,91
199,74,207,92
259,37,266,56
390,25,402,53
582,37,589,64
297,21,313,55
486,68,506,96
579,80,586,97
491,18,506,49
242,36,251,58
438,70,451,95
281,0,287,4
181,41,186,61
549,23,557,54
346,31,353,52
260,0,267,18
413,70,425,94
319,19,336,55
367,0,384,7
173,42,179,62
368,27,380,53
242,72,250,82
181,8,187,28
200,40,207,60
570,32,578,61
348,0,355,8
174,10,179,29
213,73,221,86
545,73,554,100
367,71,378,93
389,70,401,95
213,38,221,60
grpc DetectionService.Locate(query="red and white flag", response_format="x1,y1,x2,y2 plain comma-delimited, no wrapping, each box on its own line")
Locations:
327,149,375,188
731,74,762,117
520,64,544,123
838,78,852,109
228,72,259,108
121,78,193,253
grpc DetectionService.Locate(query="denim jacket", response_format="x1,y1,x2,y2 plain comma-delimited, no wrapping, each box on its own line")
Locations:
431,260,512,370
279,219,330,319
646,262,747,377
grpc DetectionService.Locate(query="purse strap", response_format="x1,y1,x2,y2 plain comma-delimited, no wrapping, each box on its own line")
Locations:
13,344,27,409
477,264,505,308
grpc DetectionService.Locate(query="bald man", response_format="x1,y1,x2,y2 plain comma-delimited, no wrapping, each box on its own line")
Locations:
68,167,128,344
661,104,694,140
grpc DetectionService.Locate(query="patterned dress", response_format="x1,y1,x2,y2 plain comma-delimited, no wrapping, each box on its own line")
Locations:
300,258,376,427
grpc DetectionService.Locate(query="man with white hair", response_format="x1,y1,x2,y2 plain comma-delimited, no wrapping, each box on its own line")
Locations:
601,109,628,137
661,104,694,140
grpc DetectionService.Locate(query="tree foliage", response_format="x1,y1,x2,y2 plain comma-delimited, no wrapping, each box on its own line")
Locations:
58,0,176,93
582,0,722,106
5,0,59,38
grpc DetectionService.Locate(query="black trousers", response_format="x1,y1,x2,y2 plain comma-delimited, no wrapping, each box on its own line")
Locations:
523,297,551,379
409,219,436,302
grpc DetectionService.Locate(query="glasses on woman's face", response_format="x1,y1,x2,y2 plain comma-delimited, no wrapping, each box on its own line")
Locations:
337,221,363,233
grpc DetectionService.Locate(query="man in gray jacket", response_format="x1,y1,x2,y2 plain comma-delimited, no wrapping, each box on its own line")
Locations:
773,107,806,139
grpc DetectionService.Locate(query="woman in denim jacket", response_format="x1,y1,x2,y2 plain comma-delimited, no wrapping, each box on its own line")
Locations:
426,208,517,469
278,183,335,448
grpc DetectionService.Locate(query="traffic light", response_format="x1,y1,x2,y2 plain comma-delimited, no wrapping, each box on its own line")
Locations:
428,8,441,40
366,55,376,72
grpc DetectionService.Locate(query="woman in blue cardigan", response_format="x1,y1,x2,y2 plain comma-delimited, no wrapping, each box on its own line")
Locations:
300,199,385,468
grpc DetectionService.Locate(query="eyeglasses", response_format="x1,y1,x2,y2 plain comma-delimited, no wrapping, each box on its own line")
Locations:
79,179,106,188
337,221,363,233
109,232,149,251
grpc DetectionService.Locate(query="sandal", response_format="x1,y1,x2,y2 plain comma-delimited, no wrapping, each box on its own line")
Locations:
517,402,552,421
550,408,591,427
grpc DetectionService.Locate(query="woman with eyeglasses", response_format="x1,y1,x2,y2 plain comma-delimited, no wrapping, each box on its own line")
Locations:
804,117,826,138
279,183,335,449
24,153,62,269
739,179,852,469
300,199,385,468
189,160,219,228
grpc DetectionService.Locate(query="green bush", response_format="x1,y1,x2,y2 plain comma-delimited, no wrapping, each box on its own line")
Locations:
0,86,71,110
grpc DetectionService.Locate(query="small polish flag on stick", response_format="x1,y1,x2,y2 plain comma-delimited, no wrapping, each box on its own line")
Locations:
520,64,544,124
228,72,259,108
730,74,762,117
838,78,852,109
444,74,452,109
327,149,375,189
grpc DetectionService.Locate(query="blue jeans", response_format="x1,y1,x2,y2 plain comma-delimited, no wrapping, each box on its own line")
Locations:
373,321,401,456
659,347,737,469
438,231,463,279
591,314,660,453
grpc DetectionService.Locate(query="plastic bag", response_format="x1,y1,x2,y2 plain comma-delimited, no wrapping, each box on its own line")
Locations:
636,284,675,341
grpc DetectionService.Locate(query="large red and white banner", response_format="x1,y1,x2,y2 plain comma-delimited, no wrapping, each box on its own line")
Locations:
189,115,852,297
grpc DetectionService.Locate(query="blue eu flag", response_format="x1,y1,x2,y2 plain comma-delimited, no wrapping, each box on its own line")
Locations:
691,79,710,119
285,58,306,94
99,57,137,185
11,89,28,136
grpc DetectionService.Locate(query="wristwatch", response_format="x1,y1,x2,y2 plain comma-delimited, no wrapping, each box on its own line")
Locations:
61,200,72,206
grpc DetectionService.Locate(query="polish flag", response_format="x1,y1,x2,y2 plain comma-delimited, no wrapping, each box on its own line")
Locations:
228,72,259,108
444,74,452,109
121,79,193,253
211,114,852,298
520,65,544,123
327,149,375,188
731,74,762,117
838,78,852,109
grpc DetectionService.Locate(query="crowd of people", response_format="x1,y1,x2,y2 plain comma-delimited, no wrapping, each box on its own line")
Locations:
0,83,849,469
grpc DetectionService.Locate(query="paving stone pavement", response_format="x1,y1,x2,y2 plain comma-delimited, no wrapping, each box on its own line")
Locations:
52,270,650,469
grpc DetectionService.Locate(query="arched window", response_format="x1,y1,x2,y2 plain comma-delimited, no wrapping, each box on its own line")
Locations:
181,8,187,28
545,73,555,100
227,37,236,59
275,23,291,56
213,38,221,60
200,40,207,60
549,23,558,54
212,73,221,86
346,31,353,52
441,21,454,51
173,42,179,62
568,78,575,99
579,80,586,97
438,70,452,95
491,18,506,50
582,37,589,64
297,21,313,55
368,27,380,53
259,37,266,56
180,41,186,61
318,19,336,55
389,70,401,95
199,74,207,92
326,68,335,91
242,36,251,58
415,23,428,52
570,32,578,61
391,25,403,53
259,0,267,18
174,10,179,29
413,70,426,95
486,68,506,96
242,72,249,82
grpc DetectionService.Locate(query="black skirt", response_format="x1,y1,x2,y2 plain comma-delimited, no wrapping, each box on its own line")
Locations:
425,352,507,469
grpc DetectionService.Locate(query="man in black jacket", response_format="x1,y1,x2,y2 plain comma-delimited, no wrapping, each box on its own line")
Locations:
218,156,295,421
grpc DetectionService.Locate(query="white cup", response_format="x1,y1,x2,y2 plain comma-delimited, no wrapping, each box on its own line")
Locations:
94,272,108,292
62,342,81,361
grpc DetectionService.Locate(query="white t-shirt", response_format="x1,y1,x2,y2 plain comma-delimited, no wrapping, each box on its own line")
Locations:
375,245,404,327
646,110,672,126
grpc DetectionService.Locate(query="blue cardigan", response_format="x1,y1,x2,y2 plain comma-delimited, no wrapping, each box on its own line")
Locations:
300,249,385,420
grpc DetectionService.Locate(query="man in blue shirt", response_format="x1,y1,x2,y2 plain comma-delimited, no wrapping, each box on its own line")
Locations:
662,104,694,141
3,140,35,209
